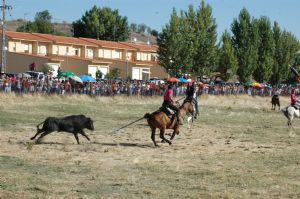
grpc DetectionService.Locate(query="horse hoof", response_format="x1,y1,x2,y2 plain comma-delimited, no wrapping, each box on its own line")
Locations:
161,140,165,143
169,142,172,145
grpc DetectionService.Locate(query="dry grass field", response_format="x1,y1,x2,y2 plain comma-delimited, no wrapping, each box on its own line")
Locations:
0,94,300,199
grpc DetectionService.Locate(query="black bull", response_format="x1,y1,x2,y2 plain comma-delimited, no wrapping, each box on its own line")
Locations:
31,115,94,144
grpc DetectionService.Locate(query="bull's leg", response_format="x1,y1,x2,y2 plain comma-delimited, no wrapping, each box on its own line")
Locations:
79,130,90,141
159,129,171,145
74,133,80,144
31,128,44,140
36,131,51,144
150,127,158,147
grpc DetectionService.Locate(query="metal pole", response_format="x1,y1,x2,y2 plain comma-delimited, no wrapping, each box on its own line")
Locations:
126,59,128,79
0,0,12,73
1,0,5,73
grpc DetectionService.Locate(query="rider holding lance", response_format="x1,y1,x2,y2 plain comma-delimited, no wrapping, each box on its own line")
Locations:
185,82,199,119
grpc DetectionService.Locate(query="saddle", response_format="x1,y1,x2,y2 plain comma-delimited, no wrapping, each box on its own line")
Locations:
159,106,175,117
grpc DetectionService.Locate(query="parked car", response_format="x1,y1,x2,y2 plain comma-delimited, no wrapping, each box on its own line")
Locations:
149,77,165,85
25,71,45,80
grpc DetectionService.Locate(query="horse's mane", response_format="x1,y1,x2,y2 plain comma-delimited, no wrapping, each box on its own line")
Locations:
180,99,192,109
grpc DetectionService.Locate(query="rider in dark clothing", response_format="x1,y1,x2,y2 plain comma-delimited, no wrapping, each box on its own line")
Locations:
186,82,199,118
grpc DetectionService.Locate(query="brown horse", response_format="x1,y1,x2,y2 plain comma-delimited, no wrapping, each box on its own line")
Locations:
144,100,194,147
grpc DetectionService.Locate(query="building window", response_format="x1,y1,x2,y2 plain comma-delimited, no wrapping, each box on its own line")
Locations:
38,45,47,55
103,49,111,59
113,50,122,59
53,45,59,54
23,44,29,53
86,49,94,58
98,49,104,58
142,68,150,81
74,48,79,56
13,42,16,52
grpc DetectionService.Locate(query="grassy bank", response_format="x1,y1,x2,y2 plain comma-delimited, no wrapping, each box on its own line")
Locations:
0,94,299,198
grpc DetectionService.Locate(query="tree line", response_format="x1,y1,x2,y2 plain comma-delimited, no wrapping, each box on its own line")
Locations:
16,7,158,40
16,2,300,85
158,1,300,85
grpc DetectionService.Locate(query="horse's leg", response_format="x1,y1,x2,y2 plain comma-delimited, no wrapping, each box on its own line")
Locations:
187,115,193,129
159,128,172,145
170,125,179,140
288,114,294,128
150,127,158,147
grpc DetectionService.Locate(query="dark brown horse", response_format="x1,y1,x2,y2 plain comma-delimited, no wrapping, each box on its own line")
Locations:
144,100,194,147
271,95,280,110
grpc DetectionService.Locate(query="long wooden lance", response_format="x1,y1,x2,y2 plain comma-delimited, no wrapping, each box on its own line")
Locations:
111,96,186,133
111,116,145,133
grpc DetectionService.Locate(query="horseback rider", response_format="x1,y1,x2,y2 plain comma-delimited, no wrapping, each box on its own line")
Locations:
272,87,280,98
185,82,199,118
162,84,183,125
291,88,300,110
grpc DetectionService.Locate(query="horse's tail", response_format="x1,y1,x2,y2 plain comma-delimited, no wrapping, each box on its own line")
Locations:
144,113,152,119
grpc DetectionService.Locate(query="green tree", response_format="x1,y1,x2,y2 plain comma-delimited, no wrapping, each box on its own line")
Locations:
96,70,103,79
106,68,120,79
217,30,238,81
129,23,137,32
280,31,300,82
253,16,274,82
157,8,182,76
150,30,159,37
72,6,129,41
231,8,259,82
137,23,147,33
157,1,218,78
191,1,218,77
17,10,54,34
270,21,282,85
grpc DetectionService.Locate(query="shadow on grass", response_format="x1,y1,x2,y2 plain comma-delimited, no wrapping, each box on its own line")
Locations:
16,140,154,148
91,141,154,148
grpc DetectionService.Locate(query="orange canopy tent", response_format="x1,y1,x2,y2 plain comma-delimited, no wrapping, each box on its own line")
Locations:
167,77,179,83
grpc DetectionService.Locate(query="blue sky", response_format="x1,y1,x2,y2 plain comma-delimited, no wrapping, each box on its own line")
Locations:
6,0,300,40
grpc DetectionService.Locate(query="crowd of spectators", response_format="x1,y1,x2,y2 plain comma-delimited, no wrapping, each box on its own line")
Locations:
0,73,298,97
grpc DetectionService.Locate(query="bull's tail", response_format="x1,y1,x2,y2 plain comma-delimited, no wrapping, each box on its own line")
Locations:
36,120,45,130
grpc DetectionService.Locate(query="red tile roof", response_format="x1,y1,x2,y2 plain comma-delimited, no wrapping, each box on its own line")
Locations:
120,42,158,52
31,33,97,47
4,31,158,52
5,31,51,42
80,38,135,50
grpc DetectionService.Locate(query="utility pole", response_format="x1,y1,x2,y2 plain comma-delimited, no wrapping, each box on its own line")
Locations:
0,0,12,73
